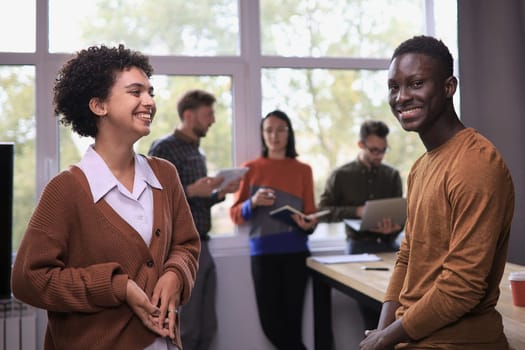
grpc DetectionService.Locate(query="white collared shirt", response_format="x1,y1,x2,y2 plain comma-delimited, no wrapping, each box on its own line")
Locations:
78,145,162,246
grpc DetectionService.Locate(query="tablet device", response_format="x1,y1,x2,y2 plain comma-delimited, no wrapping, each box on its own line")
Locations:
344,197,406,232
214,167,249,190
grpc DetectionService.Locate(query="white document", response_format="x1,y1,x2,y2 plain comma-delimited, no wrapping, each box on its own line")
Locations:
344,218,362,232
214,167,249,190
312,253,381,264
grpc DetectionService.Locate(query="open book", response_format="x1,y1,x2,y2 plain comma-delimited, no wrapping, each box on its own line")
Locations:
214,167,249,190
269,205,330,226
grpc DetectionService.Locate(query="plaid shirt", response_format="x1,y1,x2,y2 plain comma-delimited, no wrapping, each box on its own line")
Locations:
148,129,223,238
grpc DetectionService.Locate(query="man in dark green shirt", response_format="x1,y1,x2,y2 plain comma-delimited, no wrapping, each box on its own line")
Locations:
318,120,403,329
319,120,403,252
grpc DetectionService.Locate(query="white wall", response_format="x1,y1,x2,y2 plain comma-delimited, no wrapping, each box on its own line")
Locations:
458,0,525,265
210,247,366,350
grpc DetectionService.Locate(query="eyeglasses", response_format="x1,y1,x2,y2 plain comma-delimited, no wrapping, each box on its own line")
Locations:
263,127,289,135
364,144,388,155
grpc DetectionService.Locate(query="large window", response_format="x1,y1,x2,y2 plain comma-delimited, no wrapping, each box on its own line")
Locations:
1,0,457,252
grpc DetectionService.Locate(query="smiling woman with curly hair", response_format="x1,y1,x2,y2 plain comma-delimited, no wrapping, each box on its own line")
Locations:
12,44,200,350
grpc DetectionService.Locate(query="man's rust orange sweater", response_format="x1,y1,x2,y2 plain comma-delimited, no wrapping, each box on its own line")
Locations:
386,129,515,349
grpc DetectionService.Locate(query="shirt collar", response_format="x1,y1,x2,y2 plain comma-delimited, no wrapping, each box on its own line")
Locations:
78,145,162,202
356,155,377,172
136,153,163,190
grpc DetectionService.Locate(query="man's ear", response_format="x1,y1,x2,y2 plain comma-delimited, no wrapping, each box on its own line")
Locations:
181,109,193,121
88,97,107,117
444,76,457,99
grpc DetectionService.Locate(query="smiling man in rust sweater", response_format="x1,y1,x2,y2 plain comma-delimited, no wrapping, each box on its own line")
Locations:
359,36,515,350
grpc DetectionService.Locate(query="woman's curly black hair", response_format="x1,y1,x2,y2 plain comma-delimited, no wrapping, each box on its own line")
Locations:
53,44,154,138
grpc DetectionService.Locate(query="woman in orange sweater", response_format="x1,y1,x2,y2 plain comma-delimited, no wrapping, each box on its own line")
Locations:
230,110,318,350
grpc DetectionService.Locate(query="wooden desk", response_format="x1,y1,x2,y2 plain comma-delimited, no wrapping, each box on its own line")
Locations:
307,252,525,350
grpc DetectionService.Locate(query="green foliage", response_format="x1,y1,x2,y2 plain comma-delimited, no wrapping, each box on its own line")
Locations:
80,0,238,55
261,0,423,57
0,67,36,250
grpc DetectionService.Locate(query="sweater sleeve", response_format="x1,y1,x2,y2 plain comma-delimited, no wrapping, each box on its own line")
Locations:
11,173,128,312
301,164,317,215
230,163,253,224
384,239,408,302
384,169,410,301
151,159,200,305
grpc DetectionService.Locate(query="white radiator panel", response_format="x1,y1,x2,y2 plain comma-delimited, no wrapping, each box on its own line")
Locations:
1,300,36,350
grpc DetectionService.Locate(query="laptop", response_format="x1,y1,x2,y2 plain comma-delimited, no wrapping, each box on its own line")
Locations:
344,197,407,232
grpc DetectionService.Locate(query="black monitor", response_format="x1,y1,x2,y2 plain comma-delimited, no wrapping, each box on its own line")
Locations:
0,142,14,299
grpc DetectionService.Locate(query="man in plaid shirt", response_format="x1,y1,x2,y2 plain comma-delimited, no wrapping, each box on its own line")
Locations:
148,89,240,350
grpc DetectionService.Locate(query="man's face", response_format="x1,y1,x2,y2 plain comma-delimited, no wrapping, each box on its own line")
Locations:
387,53,454,134
190,105,215,138
359,134,388,167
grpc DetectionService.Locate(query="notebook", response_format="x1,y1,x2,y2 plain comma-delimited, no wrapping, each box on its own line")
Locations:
269,205,330,226
344,197,406,232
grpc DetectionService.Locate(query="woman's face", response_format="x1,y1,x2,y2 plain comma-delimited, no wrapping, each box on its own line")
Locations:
98,66,156,142
262,115,289,156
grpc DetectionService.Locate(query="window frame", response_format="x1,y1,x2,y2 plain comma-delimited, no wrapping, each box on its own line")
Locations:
0,0,444,255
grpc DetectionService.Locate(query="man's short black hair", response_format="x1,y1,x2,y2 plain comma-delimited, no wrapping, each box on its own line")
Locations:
391,35,454,78
177,90,216,120
360,120,389,142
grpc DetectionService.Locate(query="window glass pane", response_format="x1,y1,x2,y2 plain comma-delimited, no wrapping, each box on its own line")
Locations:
0,66,36,251
434,0,458,60
60,75,234,235
261,0,424,58
0,0,35,52
262,68,425,239
49,0,239,55
434,0,460,112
